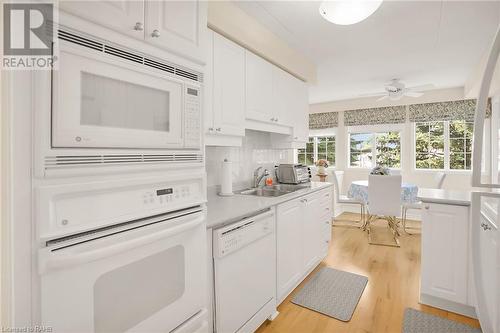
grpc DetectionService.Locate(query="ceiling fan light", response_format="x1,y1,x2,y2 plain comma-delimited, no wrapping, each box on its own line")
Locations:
319,0,383,25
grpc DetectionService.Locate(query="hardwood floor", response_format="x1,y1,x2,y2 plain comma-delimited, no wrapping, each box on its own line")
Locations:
256,212,480,333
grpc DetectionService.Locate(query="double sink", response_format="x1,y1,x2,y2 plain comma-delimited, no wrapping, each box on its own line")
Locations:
237,184,310,197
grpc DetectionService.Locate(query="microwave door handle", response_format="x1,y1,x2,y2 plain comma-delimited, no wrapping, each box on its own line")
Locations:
38,214,204,274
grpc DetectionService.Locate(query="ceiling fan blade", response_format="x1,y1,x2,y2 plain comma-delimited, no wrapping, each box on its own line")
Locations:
407,84,434,92
376,95,389,101
358,92,387,97
404,91,424,98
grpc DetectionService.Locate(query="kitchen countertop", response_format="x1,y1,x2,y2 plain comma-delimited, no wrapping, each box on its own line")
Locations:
417,188,471,206
206,182,333,229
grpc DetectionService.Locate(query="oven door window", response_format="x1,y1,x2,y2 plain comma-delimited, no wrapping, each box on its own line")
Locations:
81,72,171,133
94,245,185,333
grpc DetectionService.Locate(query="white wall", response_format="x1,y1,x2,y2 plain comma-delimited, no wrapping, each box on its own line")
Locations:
206,130,294,189
207,1,316,83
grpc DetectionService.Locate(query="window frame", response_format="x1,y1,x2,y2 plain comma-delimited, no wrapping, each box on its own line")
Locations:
296,132,336,167
412,120,475,173
347,124,404,170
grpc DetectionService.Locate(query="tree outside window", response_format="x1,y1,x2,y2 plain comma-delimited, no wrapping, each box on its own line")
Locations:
415,122,445,169
414,120,473,170
376,132,401,168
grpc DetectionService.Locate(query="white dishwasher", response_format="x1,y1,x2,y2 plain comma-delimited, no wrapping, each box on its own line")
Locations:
213,209,277,333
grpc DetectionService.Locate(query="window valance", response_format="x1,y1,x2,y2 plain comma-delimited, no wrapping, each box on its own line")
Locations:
344,106,406,126
408,99,491,123
309,112,338,129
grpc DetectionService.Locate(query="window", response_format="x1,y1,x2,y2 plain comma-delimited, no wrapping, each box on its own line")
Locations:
414,120,474,170
415,122,445,169
349,131,401,168
297,136,335,166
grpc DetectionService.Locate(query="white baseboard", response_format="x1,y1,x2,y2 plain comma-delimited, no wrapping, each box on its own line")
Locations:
335,204,422,221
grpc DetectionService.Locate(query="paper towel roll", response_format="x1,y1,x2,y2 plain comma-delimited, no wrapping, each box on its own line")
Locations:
219,159,234,196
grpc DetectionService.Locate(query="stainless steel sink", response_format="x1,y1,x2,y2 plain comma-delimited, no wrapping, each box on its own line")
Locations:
237,188,290,197
237,184,310,197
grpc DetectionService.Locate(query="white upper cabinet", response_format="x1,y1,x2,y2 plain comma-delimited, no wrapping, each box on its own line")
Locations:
204,31,245,145
272,67,295,126
245,51,275,123
145,1,207,63
212,33,245,137
59,1,145,39
59,0,207,64
291,79,309,143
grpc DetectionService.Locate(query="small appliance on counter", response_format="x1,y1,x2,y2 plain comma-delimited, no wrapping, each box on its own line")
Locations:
275,164,311,184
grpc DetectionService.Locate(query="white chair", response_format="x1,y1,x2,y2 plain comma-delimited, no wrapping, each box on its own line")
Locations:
366,175,402,246
401,172,446,233
331,170,365,224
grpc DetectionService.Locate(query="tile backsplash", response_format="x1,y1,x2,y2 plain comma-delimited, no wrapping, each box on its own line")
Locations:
206,130,294,188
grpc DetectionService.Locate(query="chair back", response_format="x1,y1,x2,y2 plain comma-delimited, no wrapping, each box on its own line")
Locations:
368,175,402,216
330,170,343,202
433,172,446,189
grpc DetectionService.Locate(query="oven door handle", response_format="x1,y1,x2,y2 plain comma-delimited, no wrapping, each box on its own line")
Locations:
39,214,204,274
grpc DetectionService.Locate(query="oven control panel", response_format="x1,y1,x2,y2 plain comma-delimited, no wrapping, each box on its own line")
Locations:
36,174,206,241
184,86,201,149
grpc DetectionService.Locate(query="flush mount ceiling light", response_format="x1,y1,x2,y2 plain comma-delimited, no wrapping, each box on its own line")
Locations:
319,0,383,25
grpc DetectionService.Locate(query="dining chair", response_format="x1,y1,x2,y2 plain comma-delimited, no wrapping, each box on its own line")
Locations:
401,172,446,234
331,170,365,224
365,175,402,246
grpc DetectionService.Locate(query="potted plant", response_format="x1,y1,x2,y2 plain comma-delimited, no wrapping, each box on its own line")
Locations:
316,159,329,175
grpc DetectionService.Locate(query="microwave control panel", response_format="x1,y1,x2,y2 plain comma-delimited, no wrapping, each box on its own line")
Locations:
184,86,201,149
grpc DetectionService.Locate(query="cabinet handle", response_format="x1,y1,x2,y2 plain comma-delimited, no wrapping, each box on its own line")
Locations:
134,22,144,31
216,127,221,132
275,118,279,122
424,205,430,210
151,29,161,38
324,221,330,225
481,222,492,231
294,136,298,140
270,117,275,121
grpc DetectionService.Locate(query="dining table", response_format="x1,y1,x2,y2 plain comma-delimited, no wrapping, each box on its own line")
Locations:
347,180,419,204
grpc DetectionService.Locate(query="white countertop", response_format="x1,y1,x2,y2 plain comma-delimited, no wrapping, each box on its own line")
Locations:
417,188,471,206
206,182,333,229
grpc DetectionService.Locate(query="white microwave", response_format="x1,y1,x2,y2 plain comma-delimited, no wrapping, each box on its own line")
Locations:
52,31,202,150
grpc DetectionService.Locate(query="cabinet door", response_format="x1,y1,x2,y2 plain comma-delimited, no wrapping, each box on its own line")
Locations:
291,79,309,143
421,203,469,304
302,193,323,271
59,1,145,39
277,198,303,303
272,67,294,126
204,30,215,134
245,51,274,123
212,33,245,137
145,0,207,64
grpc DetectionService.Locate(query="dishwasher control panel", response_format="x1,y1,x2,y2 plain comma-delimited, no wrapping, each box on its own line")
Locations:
213,211,274,258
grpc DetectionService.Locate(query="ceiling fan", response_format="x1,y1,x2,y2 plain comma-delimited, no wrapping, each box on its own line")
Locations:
359,79,435,101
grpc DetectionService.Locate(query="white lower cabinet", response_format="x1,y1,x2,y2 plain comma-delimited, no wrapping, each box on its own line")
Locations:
276,188,332,304
421,202,475,316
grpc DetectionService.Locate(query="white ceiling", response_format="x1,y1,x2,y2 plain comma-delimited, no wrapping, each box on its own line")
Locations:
236,0,500,104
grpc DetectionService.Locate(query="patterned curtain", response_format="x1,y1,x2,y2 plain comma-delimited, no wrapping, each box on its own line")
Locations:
344,106,406,126
408,99,491,122
309,112,338,129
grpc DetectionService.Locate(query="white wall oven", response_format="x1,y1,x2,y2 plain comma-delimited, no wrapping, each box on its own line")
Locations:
52,29,202,150
35,172,208,332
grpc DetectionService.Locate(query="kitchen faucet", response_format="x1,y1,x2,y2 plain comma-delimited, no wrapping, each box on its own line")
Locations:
253,167,270,188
